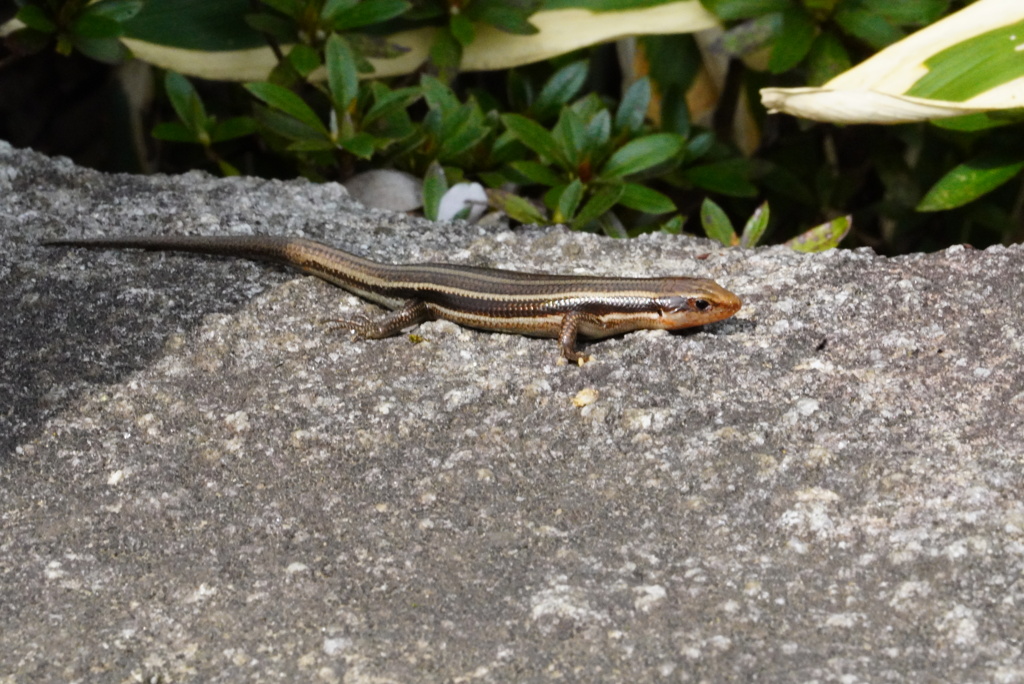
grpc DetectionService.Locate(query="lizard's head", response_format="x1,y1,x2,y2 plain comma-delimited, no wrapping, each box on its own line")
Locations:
653,278,742,330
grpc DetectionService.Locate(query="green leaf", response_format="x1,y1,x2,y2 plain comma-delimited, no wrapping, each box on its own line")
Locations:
325,0,409,29
618,183,676,214
477,170,510,188
384,126,426,160
429,27,462,83
420,75,460,112
89,0,144,22
740,201,770,247
583,110,611,154
15,4,56,32
72,13,124,39
365,114,415,145
450,12,475,47
615,77,650,135
702,0,792,21
325,34,359,110
700,198,736,246
768,7,815,73
597,212,629,239
601,133,684,179
423,161,448,221
834,8,904,50
263,0,306,18
552,108,587,169
502,114,563,165
556,179,585,223
533,60,588,120
490,129,528,165
491,190,547,224
719,13,779,58
151,121,200,143
217,159,242,176
572,185,624,230
364,83,419,114
253,105,330,143
918,152,1024,212
467,0,540,35
245,82,329,136
785,215,851,252
267,55,304,90
660,215,685,235
804,31,850,86
210,116,258,142
860,0,947,25
244,11,296,41
432,100,490,160
421,107,443,141
569,93,604,122
321,0,357,21
364,86,420,126
541,184,562,212
685,131,715,161
508,161,562,186
345,39,378,72
164,72,207,137
287,138,340,152
73,35,127,63
122,0,270,51
287,43,321,78
932,110,1024,133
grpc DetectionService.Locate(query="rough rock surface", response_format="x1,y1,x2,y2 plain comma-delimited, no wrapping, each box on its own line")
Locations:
2,141,1023,682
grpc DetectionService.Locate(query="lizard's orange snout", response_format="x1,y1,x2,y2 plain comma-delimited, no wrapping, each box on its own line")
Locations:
704,284,742,322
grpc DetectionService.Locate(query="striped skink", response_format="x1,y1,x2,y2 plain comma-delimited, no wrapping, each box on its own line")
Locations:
44,234,741,363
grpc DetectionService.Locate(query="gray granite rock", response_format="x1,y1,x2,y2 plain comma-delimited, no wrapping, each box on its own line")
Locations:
2,140,1023,682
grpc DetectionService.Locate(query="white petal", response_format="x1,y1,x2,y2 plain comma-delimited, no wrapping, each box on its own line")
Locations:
438,183,488,223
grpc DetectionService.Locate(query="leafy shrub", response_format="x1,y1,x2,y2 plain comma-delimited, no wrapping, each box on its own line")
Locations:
3,0,1019,251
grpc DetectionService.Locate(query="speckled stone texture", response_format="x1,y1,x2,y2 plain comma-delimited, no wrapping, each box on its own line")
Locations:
2,141,1023,682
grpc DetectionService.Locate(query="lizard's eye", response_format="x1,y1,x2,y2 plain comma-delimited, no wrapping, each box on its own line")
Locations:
693,298,711,312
